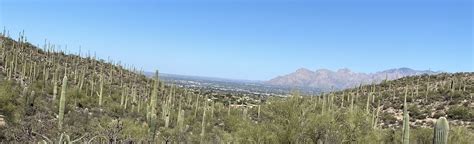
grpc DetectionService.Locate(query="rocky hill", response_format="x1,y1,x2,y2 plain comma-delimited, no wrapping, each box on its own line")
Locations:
325,72,474,128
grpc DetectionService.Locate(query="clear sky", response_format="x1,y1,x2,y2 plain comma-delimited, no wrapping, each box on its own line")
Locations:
1,0,472,80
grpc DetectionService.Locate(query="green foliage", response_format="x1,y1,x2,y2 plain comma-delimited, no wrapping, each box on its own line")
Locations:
412,128,433,144
408,104,426,119
449,127,474,144
447,105,473,121
121,119,148,140
0,80,21,123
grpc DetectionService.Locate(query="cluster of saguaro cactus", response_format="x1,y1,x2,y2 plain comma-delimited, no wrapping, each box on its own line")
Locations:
0,29,154,133
0,32,200,142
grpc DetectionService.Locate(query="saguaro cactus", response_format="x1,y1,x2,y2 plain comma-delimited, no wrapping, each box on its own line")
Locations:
402,87,410,144
350,92,354,111
165,112,170,128
200,102,207,144
366,92,370,113
97,74,104,106
373,101,381,129
257,105,261,119
149,71,159,141
58,76,68,130
177,109,184,133
53,80,58,101
433,117,449,144
150,71,159,114
120,84,126,107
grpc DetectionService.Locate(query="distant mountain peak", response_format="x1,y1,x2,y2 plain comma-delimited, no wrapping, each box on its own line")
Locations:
315,68,331,72
398,67,413,70
314,69,333,75
295,68,313,73
266,67,438,91
337,68,352,73
381,67,414,73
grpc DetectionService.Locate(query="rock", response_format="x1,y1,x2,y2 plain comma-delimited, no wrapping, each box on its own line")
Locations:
0,115,6,127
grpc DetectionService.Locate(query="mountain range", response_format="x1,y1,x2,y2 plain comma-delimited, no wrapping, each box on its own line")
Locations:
266,68,439,90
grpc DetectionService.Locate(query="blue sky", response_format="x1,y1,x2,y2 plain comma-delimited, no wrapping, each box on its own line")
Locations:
1,0,472,80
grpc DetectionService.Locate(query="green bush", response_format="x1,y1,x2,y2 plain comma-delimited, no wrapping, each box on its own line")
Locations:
450,127,474,144
412,128,433,144
447,106,473,121
0,80,21,123
408,104,425,119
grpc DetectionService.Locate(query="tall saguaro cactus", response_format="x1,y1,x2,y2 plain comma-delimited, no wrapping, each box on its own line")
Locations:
366,92,370,113
177,109,184,133
350,92,354,111
433,117,449,144
200,102,207,144
402,87,410,144
97,74,104,107
150,71,159,115
53,80,58,101
257,105,261,119
58,76,68,131
149,70,159,141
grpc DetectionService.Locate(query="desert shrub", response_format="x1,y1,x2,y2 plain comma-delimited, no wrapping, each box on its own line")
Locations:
432,110,446,119
412,128,433,144
380,112,397,125
448,91,463,100
0,80,21,123
447,105,473,121
449,127,474,144
121,119,148,140
408,104,424,119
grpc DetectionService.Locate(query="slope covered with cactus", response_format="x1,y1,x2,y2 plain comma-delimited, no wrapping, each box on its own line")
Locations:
326,72,474,128
0,32,473,143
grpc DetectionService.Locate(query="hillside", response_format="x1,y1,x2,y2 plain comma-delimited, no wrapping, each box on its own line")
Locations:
0,33,473,143
267,68,438,90
328,72,473,128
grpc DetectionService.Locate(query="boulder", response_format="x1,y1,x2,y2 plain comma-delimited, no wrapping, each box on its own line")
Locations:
0,115,5,127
